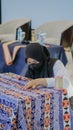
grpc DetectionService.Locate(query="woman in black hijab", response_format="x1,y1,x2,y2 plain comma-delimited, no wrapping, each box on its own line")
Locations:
24,43,73,110
25,43,57,79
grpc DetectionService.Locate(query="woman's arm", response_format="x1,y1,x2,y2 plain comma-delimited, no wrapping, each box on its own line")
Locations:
53,60,70,78
24,78,48,89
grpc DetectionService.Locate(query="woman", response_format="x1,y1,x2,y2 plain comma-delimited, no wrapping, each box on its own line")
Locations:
24,43,73,109
25,43,60,78
24,43,73,99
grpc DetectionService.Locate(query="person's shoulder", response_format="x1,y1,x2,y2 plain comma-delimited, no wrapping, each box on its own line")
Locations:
55,59,64,64
54,59,65,68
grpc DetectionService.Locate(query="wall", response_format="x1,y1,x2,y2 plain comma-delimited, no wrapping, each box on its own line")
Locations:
2,0,73,28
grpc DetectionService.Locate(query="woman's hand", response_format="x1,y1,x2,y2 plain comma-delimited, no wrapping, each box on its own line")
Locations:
24,78,48,89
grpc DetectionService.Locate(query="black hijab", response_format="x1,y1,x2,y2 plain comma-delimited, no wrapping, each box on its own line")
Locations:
25,43,56,79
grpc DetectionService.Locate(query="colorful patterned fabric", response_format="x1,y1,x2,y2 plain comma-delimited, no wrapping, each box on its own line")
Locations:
0,73,72,130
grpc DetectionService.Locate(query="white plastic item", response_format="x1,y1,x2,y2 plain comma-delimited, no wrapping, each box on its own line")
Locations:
17,27,22,42
38,32,46,45
21,31,25,41
55,76,63,89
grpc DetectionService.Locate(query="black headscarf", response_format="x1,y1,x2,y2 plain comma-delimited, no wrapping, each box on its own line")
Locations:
25,43,56,79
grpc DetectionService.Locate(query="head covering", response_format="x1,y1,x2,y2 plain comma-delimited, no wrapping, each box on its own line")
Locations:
25,43,50,63
25,43,56,79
